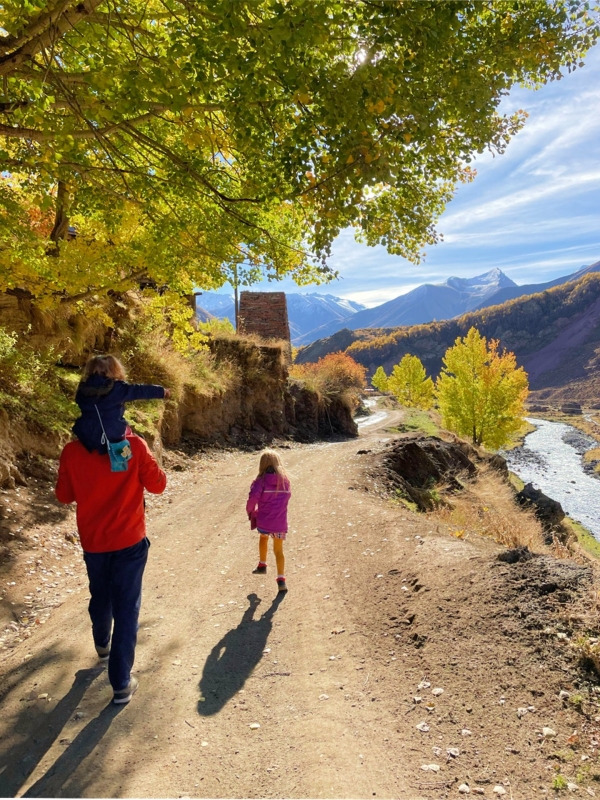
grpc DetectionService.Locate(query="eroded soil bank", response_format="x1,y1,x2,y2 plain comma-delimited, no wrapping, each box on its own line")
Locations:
1,410,600,799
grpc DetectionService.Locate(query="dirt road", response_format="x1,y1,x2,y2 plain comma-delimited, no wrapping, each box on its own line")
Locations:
1,405,599,799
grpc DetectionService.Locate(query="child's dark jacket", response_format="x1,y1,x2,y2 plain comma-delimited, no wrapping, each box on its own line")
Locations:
73,375,165,453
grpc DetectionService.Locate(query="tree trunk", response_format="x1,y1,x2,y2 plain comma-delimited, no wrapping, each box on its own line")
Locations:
49,180,70,251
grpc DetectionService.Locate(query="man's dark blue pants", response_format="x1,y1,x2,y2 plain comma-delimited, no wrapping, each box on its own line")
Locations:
83,537,150,691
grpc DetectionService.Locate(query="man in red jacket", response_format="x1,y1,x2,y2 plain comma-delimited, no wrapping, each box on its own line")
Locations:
56,434,166,704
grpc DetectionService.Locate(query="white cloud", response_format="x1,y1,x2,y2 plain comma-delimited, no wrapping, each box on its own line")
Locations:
442,215,600,247
340,285,421,307
442,175,600,232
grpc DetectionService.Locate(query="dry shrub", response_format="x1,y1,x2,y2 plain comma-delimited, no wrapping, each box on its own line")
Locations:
117,304,236,402
434,464,546,551
290,351,366,403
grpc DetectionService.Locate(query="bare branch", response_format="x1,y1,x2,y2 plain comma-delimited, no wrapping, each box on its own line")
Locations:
0,0,105,78
58,269,149,304
49,179,70,245
0,0,78,55
0,111,159,141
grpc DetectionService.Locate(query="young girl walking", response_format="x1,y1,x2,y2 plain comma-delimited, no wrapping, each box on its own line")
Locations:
246,449,291,593
73,355,170,454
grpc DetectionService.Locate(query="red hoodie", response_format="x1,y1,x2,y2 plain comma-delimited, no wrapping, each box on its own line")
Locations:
55,435,166,553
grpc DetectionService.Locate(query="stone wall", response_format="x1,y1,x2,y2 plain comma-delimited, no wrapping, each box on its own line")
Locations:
238,291,291,344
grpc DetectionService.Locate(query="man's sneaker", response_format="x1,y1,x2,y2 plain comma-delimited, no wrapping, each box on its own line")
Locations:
113,676,139,705
277,578,288,593
252,563,267,574
95,644,110,662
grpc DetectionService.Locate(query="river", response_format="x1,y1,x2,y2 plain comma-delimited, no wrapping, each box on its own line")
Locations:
356,396,390,429
504,417,600,539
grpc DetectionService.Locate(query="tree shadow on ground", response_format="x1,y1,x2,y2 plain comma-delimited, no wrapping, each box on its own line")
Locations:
0,665,105,798
22,702,123,798
198,592,285,716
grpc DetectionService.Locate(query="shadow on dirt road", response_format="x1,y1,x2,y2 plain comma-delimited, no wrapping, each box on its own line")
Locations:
22,701,123,798
0,665,115,798
198,592,285,716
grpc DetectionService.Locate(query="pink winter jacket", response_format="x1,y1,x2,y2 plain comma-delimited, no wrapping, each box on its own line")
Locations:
246,472,291,533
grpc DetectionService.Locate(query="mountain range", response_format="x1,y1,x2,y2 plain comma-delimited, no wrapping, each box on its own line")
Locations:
297,272,600,405
294,260,600,344
196,291,365,342
295,267,516,343
197,259,600,347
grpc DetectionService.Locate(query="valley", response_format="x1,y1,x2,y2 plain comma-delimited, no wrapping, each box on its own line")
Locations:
297,271,600,406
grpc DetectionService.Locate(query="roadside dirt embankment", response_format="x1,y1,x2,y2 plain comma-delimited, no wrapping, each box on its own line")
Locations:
0,290,358,495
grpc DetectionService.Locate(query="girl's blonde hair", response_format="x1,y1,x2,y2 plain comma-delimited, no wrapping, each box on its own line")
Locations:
83,355,127,382
257,449,288,489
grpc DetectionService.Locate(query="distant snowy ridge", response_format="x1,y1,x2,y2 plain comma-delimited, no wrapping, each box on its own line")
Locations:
196,291,365,343
197,262,600,347
294,268,517,344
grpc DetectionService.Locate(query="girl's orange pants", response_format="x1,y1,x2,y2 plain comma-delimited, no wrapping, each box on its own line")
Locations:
259,534,285,576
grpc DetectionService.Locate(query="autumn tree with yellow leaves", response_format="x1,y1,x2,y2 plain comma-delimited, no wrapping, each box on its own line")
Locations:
435,327,529,449
381,356,435,409
0,1,598,305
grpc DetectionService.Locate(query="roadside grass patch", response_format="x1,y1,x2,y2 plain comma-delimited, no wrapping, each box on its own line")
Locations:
583,447,600,474
566,518,600,561
0,328,78,436
508,470,525,491
386,408,440,437
503,419,537,451
552,773,568,791
433,465,546,551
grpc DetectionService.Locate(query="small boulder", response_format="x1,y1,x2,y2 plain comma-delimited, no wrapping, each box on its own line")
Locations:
561,402,582,415
515,483,565,530
497,546,533,564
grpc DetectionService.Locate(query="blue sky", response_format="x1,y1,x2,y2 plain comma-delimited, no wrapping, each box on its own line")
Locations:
231,46,600,308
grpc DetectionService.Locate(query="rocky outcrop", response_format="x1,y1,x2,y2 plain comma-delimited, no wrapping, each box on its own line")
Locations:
164,338,290,446
515,483,565,529
380,435,476,511
515,483,569,544
164,338,358,447
375,434,509,512
560,402,582,415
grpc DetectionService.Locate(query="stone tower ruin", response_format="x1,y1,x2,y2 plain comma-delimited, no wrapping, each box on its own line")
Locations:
238,291,291,347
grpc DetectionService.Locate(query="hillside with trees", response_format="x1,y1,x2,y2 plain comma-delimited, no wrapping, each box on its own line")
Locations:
297,273,600,403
